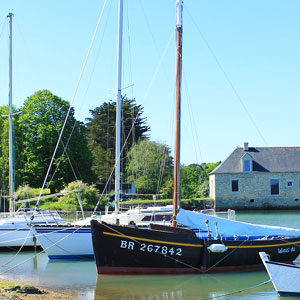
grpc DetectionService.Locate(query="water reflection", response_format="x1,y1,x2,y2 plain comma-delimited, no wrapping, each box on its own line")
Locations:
94,272,276,300
1,209,300,300
0,251,96,290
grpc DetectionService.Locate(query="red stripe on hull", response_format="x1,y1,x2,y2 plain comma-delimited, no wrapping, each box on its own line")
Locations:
97,264,264,275
97,266,201,275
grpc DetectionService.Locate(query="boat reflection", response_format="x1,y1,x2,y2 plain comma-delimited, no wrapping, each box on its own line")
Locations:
94,271,275,300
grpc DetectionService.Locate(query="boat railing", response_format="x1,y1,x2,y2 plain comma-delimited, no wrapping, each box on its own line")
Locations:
200,208,236,221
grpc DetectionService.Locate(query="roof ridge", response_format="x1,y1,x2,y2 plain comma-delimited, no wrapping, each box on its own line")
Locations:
237,146,300,149
210,148,239,174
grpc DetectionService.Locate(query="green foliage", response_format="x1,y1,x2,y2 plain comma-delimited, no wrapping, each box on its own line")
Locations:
180,162,220,198
127,140,173,194
86,97,150,184
0,105,23,193
19,90,95,193
15,185,50,201
39,180,99,211
160,179,173,198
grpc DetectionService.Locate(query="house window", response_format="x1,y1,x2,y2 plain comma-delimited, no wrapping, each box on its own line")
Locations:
243,160,251,172
270,179,279,195
287,181,293,187
232,180,239,192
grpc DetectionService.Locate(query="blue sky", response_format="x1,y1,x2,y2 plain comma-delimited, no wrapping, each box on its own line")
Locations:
0,1,300,166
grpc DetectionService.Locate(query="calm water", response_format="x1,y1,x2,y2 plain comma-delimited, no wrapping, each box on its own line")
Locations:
0,210,300,300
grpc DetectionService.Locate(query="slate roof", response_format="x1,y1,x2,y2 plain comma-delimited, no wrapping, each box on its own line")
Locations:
211,147,300,174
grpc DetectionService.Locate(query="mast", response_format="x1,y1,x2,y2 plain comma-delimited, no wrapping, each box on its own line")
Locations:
172,0,183,227
7,13,15,216
115,0,123,213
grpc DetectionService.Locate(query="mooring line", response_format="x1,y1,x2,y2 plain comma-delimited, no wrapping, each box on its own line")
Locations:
199,279,271,300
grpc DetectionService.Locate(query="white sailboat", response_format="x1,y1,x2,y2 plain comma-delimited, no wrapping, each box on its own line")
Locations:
34,0,173,259
260,251,300,297
0,13,64,249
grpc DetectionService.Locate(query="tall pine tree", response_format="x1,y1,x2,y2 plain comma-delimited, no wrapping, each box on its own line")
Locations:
86,97,150,185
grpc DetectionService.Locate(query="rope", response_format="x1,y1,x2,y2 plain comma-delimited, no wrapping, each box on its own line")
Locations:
34,0,109,209
96,220,300,275
0,223,91,275
199,279,271,300
0,224,29,238
99,221,250,274
92,31,174,214
185,4,268,146
99,221,206,272
0,224,34,268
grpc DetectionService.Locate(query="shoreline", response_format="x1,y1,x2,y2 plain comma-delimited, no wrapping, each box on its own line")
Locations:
0,277,78,300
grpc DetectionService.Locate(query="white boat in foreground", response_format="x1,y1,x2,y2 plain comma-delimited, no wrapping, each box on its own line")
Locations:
259,251,300,297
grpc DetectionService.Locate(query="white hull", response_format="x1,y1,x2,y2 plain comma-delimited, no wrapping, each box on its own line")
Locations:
0,210,63,248
35,206,173,259
260,252,300,297
35,225,93,259
0,227,40,247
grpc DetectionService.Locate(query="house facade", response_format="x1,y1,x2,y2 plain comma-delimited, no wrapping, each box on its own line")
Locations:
209,143,300,210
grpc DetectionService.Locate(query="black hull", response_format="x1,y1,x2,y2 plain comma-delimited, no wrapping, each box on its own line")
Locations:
91,220,300,275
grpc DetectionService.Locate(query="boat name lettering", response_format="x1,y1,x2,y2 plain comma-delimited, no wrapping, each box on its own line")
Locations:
120,240,135,250
119,240,182,256
278,247,294,254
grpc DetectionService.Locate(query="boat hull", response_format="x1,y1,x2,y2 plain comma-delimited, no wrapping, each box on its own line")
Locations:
0,227,40,248
34,225,93,259
91,221,203,274
203,238,300,272
91,220,300,275
260,251,300,296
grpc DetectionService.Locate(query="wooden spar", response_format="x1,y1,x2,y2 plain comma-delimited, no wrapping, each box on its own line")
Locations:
172,0,183,227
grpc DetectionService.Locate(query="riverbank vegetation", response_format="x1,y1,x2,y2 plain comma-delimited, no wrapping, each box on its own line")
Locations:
0,89,220,211
0,278,77,299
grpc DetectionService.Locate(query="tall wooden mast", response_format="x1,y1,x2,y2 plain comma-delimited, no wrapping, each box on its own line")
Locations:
172,0,183,227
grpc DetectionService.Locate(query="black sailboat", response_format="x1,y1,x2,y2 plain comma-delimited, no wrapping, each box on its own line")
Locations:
91,0,300,275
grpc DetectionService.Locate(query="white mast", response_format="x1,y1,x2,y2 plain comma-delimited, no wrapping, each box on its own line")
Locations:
115,0,123,213
172,0,183,227
7,13,15,215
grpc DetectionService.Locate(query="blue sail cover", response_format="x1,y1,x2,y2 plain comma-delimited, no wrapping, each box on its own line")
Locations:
177,209,300,239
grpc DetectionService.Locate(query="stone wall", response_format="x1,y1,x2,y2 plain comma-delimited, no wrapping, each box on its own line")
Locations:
210,172,300,210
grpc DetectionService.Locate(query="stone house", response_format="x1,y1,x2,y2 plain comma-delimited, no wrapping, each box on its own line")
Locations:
209,143,300,210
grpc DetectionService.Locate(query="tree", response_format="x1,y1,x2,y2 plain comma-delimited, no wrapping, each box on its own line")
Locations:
19,90,95,193
0,105,23,197
127,140,173,194
86,97,150,184
180,162,220,198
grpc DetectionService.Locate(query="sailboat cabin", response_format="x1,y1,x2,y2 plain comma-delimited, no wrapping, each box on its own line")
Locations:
209,143,300,210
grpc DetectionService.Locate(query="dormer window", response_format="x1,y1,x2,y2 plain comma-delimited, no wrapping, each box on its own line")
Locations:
241,153,253,173
243,160,251,172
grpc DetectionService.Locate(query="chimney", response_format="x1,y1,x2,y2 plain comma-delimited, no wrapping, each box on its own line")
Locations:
243,142,248,151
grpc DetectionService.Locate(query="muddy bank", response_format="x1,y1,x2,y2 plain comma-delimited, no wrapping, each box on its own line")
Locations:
0,278,78,300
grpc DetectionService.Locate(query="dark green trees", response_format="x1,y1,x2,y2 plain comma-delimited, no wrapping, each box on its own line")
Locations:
86,98,150,184
0,105,23,193
19,90,95,193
